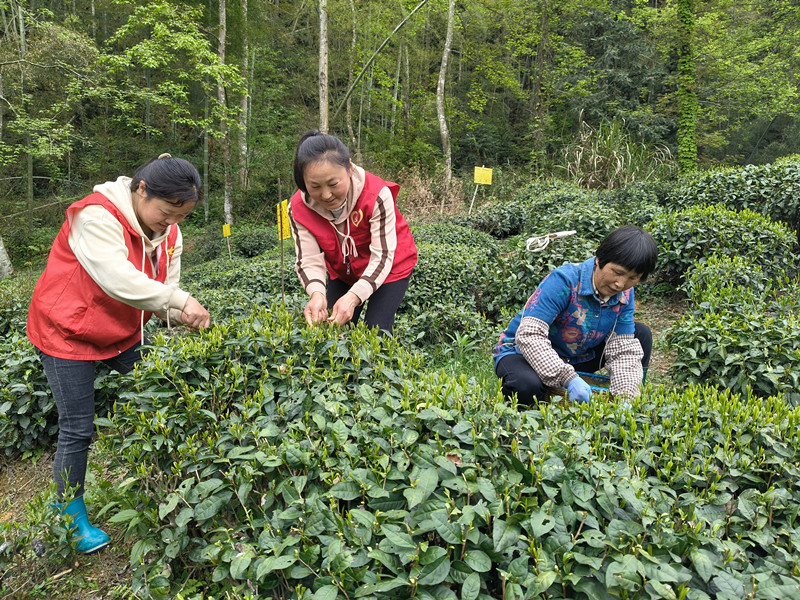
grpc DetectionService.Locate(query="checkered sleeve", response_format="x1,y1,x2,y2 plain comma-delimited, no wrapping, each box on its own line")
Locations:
516,316,578,388
604,333,644,401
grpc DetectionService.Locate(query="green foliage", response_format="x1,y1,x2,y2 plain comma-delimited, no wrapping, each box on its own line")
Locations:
559,116,676,188
395,303,496,349
666,310,800,401
480,235,597,319
646,204,797,285
402,242,494,311
602,182,669,228
455,181,624,242
0,331,126,458
668,158,800,237
0,333,55,457
0,274,37,337
665,255,800,399
410,223,499,256
97,306,800,598
676,0,698,172
182,255,302,306
0,223,60,268
182,223,280,267
0,484,78,596
681,254,800,315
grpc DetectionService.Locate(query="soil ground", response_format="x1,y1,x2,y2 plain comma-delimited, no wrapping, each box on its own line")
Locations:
0,295,686,599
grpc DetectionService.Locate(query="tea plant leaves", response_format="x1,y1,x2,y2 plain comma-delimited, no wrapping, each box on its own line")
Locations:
75,304,800,598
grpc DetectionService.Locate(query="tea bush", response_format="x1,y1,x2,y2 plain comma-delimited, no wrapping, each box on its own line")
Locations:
667,157,800,237
646,205,797,285
665,256,800,400
410,223,500,256
0,272,38,337
402,242,495,312
182,255,303,301
395,302,497,348
0,329,128,458
182,223,280,267
0,332,55,456
96,304,800,599
602,182,667,228
681,254,800,317
665,309,800,401
479,234,597,319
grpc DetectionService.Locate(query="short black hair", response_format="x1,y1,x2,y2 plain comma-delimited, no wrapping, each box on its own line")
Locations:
292,131,351,194
595,225,658,280
130,155,202,206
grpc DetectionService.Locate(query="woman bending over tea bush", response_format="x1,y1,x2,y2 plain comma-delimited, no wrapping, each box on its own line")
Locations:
26,155,210,554
494,226,657,405
288,131,418,333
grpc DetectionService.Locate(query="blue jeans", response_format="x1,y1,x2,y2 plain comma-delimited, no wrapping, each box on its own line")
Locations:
36,342,144,499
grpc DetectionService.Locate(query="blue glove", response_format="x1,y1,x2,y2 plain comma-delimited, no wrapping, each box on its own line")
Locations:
566,376,592,405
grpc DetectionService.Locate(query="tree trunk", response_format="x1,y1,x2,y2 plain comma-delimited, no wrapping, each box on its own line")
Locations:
346,0,357,157
530,0,552,173
677,0,698,172
204,94,210,221
218,0,233,224
18,4,33,232
318,0,329,133
238,0,249,191
437,0,455,209
390,43,402,136
0,235,12,279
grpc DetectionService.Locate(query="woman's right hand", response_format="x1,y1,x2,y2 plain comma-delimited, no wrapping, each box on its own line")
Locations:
304,292,328,325
181,296,211,329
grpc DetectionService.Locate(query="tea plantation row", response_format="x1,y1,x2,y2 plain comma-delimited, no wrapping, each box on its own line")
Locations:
69,307,800,598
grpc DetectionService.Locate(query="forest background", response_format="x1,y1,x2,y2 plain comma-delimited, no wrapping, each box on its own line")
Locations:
1,0,800,269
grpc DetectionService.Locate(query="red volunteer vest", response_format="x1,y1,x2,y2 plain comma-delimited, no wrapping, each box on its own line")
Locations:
27,193,179,360
290,171,417,285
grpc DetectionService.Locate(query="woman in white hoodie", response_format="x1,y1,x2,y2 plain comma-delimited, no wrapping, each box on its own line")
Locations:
27,154,210,554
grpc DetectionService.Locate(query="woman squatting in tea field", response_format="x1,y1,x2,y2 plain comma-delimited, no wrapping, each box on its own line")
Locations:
494,225,658,405
26,155,210,554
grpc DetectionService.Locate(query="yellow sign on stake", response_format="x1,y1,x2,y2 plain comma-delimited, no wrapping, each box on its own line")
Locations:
474,166,493,185
277,200,291,240
222,223,231,237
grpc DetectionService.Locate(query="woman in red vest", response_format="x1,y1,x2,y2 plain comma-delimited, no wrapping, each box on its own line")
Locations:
27,154,210,554
289,131,417,332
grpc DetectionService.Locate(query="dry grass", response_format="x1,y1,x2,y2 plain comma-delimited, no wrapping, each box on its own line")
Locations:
395,166,466,223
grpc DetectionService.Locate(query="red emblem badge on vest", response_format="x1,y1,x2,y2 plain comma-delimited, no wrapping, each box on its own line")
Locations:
351,209,364,227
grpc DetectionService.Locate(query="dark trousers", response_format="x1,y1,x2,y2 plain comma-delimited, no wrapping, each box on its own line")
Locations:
327,275,411,333
495,322,652,405
37,341,144,499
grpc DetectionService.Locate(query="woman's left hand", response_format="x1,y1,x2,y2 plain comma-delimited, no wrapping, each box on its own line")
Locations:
328,292,360,326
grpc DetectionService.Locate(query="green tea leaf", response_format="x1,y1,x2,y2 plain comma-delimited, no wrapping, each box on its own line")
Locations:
461,573,481,600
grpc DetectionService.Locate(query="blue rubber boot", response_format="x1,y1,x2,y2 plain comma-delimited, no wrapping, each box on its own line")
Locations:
53,496,110,555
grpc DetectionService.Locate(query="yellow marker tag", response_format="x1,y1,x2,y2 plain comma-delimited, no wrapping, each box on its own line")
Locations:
277,199,291,240
474,166,493,185
222,223,231,237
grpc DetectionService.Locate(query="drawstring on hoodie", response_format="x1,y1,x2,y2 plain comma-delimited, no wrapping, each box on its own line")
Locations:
330,219,358,275
139,234,172,348
139,239,146,345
